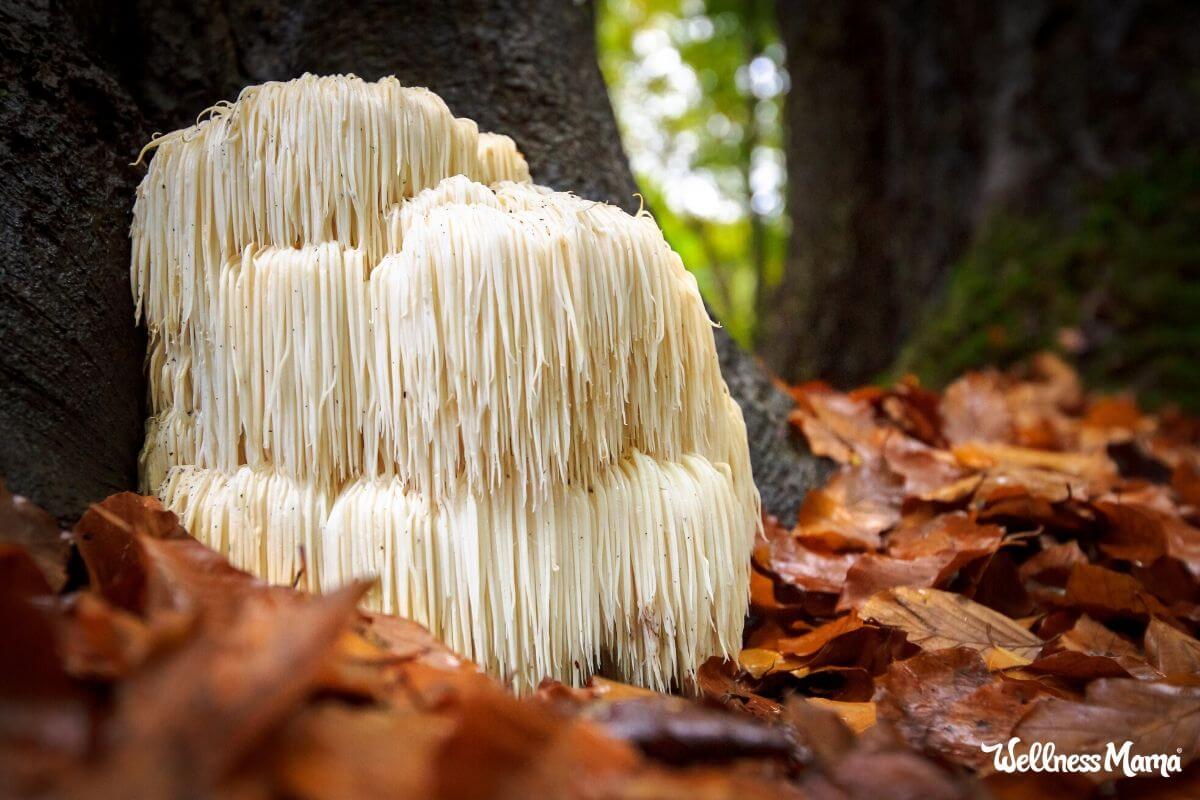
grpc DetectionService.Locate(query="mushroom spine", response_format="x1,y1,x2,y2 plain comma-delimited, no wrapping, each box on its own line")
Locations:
132,74,759,692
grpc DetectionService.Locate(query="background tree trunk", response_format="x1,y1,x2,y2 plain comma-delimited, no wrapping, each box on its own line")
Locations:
761,0,1200,387
0,0,827,523
0,1,149,522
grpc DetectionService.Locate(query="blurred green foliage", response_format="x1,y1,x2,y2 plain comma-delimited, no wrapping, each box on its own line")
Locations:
597,0,786,346
894,152,1200,410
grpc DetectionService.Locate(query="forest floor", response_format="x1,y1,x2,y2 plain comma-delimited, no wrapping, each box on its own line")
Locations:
3,353,1199,798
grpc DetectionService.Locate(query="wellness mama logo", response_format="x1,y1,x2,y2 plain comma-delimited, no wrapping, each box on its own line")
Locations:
981,737,1184,779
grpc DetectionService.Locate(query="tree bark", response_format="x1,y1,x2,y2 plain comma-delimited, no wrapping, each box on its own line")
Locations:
762,0,1200,387
0,1,149,521
1,0,827,523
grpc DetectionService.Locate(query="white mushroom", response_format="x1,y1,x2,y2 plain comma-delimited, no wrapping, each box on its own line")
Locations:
132,74,759,692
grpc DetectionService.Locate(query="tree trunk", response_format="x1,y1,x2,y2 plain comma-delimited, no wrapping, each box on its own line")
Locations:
0,0,827,523
762,0,1200,387
0,1,149,522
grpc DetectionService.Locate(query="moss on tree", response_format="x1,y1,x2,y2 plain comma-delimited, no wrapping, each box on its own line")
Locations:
895,151,1200,410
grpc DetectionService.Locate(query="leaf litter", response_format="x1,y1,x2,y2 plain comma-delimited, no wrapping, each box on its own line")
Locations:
3,353,1200,797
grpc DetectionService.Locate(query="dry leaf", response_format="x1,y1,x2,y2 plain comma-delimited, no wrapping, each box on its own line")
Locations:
805,698,877,734
1144,618,1200,678
1013,680,1200,782
878,647,1049,769
862,586,1043,663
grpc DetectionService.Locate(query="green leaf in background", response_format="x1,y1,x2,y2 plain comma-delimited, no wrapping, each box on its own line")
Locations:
598,0,786,347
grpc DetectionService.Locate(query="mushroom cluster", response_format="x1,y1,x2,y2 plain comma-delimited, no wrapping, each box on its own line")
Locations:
132,74,759,691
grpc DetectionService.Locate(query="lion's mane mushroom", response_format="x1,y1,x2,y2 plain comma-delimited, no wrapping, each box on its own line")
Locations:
132,74,759,691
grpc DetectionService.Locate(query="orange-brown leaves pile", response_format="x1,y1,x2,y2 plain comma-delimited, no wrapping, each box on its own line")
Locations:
727,354,1200,796
0,487,817,799
4,353,1200,798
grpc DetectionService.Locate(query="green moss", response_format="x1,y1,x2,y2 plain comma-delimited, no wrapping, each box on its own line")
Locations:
893,151,1200,410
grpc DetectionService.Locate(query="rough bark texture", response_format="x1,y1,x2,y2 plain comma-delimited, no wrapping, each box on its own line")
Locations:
761,0,1200,387
0,1,148,522
0,0,825,523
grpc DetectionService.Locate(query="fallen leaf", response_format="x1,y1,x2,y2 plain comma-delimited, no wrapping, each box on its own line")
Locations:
862,586,1043,663
78,584,367,797
1097,501,1173,566
696,658,782,720
1144,618,1200,679
1012,680,1200,782
883,434,972,499
776,614,865,658
886,511,1005,561
583,698,793,765
804,698,877,734
954,441,1115,484
837,554,947,611
789,390,885,465
432,686,642,800
1019,540,1089,585
941,371,1018,446
1063,563,1174,622
880,379,946,447
737,648,801,679
1174,463,1200,508
268,703,449,799
878,647,1048,769
766,535,858,596
0,481,69,591
793,466,901,550
73,492,186,614
1029,615,1158,680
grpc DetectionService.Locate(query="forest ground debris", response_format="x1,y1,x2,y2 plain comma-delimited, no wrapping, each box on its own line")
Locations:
3,352,1200,797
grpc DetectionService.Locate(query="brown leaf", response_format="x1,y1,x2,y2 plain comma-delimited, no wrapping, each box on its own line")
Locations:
73,492,187,613
862,586,1043,663
1115,760,1200,800
0,563,91,789
1097,501,1173,566
783,613,913,677
780,695,857,765
881,379,946,448
793,466,901,550
1012,680,1200,782
1063,563,1174,622
78,584,367,797
766,535,858,596
886,511,1005,562
318,614,486,706
1019,540,1089,585
804,698,877,734
836,513,1009,610
1174,462,1200,508
790,389,886,465
954,441,1116,486
882,434,973,499
1029,615,1158,681
432,686,641,800
838,554,947,611
878,647,1049,769
56,592,188,681
941,371,1017,446
0,480,70,591
268,703,449,799
1144,618,1200,679
1083,395,1144,435
583,698,793,765
696,658,782,720
0,544,53,599
776,613,864,658
737,648,803,680
789,665,876,701
817,746,980,800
